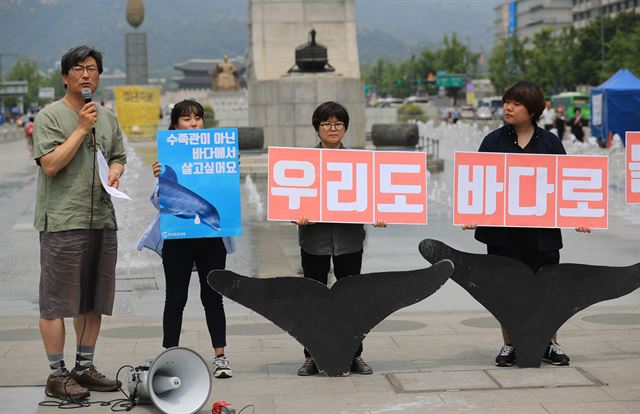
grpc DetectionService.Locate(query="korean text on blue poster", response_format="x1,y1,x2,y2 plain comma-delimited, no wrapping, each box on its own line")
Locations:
157,128,242,239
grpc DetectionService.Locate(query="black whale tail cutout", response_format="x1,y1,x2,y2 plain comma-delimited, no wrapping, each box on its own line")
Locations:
208,259,454,376
419,238,640,367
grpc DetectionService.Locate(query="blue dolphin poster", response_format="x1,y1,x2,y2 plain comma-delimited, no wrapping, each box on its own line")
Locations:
157,128,241,239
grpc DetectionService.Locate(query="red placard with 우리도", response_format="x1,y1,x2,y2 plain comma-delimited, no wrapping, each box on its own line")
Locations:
268,147,428,224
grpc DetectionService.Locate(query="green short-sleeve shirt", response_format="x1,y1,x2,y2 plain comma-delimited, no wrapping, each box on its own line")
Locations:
33,100,127,232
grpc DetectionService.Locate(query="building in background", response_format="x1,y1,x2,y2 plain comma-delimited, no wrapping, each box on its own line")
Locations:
494,0,573,41
573,0,640,28
173,58,246,90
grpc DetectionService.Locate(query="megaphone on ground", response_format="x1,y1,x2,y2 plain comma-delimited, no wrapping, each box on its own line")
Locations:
127,347,211,414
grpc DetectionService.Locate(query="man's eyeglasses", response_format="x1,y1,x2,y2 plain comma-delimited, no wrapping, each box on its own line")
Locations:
319,122,345,131
70,65,98,75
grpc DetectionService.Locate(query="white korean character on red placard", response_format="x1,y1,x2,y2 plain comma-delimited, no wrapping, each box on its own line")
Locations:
505,154,556,227
378,164,423,213
508,167,554,215
325,162,368,212
632,143,640,193
322,149,373,223
628,133,640,204
457,165,503,215
453,152,505,226
270,160,318,209
559,168,604,217
557,155,608,228
268,148,321,222
376,152,427,224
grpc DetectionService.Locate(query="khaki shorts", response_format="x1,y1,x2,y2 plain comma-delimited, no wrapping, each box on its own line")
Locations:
39,229,117,318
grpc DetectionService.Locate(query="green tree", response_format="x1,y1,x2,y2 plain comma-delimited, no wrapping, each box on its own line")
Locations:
524,29,572,94
6,57,46,109
602,13,640,78
44,70,65,101
202,104,219,128
397,102,427,122
488,35,526,94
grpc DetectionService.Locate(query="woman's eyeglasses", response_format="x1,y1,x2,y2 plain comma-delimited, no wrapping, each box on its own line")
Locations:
319,122,345,131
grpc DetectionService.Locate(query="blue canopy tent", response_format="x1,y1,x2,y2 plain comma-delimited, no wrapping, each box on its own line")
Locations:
591,69,640,146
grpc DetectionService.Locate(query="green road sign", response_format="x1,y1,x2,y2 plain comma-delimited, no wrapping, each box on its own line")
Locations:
436,74,465,88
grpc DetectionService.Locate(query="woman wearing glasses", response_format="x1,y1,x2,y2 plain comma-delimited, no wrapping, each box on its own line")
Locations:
295,101,386,376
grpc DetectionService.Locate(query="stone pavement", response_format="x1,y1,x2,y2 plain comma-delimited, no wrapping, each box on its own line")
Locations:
0,137,638,414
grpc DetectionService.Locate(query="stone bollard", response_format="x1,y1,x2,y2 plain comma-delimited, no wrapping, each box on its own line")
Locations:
237,127,264,150
371,123,419,147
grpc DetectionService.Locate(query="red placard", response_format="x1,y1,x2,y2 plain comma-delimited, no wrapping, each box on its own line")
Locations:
268,147,428,224
453,151,608,228
627,131,640,204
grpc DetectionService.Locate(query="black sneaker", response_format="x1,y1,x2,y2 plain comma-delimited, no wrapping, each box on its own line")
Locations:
495,345,517,367
297,357,318,376
350,357,373,375
543,342,570,366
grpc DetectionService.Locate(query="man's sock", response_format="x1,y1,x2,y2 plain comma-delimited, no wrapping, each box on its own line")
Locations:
48,352,66,377
74,345,95,374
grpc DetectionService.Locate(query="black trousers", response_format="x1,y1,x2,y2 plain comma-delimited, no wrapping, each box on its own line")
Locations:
162,237,227,349
487,245,559,272
300,248,364,358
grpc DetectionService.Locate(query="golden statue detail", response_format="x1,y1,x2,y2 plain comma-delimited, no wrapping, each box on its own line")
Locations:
213,55,240,91
126,0,144,29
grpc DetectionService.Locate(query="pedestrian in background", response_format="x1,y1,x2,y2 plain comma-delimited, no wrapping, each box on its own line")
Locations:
554,107,566,140
569,107,586,142
541,100,554,130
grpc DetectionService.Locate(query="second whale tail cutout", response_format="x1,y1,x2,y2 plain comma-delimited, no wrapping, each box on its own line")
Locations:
419,238,640,367
208,259,454,376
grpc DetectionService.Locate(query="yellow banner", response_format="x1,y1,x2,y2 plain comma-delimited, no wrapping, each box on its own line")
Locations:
466,91,476,106
113,86,161,139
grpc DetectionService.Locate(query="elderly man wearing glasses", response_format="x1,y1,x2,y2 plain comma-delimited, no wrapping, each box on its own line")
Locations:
294,101,386,376
33,45,126,400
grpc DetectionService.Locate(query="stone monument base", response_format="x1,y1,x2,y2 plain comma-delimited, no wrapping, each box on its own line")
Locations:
249,73,365,148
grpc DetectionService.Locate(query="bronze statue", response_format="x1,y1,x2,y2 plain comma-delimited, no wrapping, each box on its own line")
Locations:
213,55,240,91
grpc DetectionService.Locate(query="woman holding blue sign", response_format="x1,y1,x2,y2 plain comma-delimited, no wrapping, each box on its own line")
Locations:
137,100,235,379
462,81,590,368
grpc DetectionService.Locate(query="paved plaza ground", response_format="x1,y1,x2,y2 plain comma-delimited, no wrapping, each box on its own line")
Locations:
0,133,638,414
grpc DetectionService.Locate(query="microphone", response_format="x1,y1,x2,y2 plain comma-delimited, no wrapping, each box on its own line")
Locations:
81,87,92,104
81,87,96,140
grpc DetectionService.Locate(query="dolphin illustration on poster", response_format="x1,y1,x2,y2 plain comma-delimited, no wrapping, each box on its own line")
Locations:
159,165,221,231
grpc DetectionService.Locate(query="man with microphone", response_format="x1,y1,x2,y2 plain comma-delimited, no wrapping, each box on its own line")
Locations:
33,45,126,400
